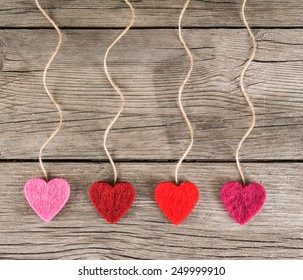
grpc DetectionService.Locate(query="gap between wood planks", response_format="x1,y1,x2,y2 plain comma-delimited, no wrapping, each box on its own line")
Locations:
1,159,303,163
2,26,303,30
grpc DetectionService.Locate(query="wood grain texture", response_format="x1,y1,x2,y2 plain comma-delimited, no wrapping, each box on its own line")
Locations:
0,162,302,259
1,29,303,160
1,0,303,260
1,0,303,28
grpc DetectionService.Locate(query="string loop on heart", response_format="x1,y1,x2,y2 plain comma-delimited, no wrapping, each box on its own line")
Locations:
103,0,135,184
34,0,63,181
174,0,194,185
236,0,257,185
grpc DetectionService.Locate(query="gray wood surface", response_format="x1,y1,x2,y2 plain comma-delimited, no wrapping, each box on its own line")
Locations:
0,0,303,260
0,162,302,259
1,0,303,28
1,29,303,161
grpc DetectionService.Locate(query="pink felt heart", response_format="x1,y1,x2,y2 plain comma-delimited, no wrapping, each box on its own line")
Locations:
221,181,266,225
155,181,200,225
24,178,70,222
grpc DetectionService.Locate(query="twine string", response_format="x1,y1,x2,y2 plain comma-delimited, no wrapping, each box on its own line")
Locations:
174,0,194,184
236,0,257,185
103,0,135,184
34,0,63,181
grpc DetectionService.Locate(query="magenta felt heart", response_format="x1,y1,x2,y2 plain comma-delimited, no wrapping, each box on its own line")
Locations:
90,181,136,224
221,181,266,225
24,178,70,222
155,181,200,225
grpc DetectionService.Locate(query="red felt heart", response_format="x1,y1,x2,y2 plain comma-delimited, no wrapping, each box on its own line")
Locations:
89,181,136,224
221,181,266,225
155,181,200,225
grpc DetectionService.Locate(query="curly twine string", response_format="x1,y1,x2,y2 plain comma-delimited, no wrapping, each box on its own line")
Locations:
34,0,63,181
236,0,257,185
103,0,135,184
174,0,194,184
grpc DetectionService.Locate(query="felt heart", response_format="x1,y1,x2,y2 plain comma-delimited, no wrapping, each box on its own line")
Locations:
155,181,200,225
89,181,136,224
24,178,70,222
221,181,266,225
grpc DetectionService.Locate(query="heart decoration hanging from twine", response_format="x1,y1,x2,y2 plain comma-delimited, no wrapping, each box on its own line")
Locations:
155,181,200,225
90,181,136,224
24,178,71,222
221,181,266,225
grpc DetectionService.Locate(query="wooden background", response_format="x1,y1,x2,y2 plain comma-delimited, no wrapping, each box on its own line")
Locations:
0,0,302,259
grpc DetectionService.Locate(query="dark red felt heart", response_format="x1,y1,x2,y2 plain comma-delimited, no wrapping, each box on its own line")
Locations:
90,181,136,224
221,181,266,225
155,181,200,225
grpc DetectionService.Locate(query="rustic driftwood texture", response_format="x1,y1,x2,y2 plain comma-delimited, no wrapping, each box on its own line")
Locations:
0,0,303,259
1,0,303,28
0,162,302,259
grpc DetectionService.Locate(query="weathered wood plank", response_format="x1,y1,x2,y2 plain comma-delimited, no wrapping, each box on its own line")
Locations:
1,29,303,160
1,0,303,28
0,162,302,259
